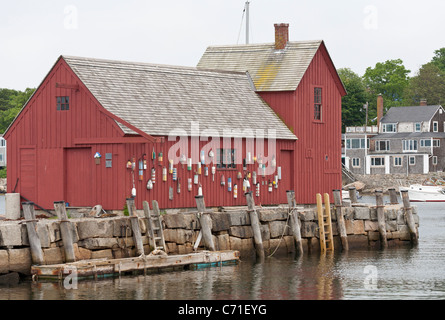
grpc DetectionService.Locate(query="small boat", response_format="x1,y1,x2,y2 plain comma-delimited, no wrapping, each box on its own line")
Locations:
399,184,445,202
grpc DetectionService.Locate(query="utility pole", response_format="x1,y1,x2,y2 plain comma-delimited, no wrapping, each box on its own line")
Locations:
245,1,250,44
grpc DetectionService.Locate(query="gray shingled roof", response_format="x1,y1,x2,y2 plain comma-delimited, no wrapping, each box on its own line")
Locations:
371,132,445,139
197,41,322,92
380,105,443,123
63,56,296,140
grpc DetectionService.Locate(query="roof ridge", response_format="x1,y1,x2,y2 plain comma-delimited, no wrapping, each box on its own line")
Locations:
62,55,246,79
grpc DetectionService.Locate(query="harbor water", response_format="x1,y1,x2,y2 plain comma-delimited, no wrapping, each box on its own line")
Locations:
0,195,445,300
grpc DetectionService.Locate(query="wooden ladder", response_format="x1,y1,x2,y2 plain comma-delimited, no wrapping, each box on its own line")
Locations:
143,200,168,253
316,193,334,253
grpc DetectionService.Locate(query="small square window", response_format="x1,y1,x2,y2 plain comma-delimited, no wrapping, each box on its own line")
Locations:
57,96,70,111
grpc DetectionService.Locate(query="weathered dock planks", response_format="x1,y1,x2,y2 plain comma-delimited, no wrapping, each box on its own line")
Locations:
31,250,240,281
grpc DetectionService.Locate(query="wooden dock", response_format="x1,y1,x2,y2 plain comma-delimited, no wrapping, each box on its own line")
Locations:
31,250,240,281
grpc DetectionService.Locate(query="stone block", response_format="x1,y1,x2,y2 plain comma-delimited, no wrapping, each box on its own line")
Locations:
112,218,132,237
300,221,317,238
260,224,270,241
229,226,253,239
343,207,355,220
0,250,9,273
0,223,23,247
229,236,254,258
165,242,178,254
210,213,231,232
299,209,316,221
384,207,398,220
386,221,397,232
227,210,250,226
354,207,371,220
269,221,289,238
74,244,92,260
353,220,365,235
76,219,114,240
177,243,194,255
258,209,287,222
78,238,118,250
345,220,354,235
265,236,294,256
91,249,113,260
364,220,379,232
8,248,31,274
163,228,194,244
162,213,187,229
346,235,369,249
216,233,230,251
43,247,64,265
367,231,380,241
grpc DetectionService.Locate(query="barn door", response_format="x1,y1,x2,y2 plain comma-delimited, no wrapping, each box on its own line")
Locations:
280,150,294,201
20,148,37,202
66,148,93,207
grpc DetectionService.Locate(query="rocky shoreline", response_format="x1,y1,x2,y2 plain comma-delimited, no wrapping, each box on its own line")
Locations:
345,173,445,194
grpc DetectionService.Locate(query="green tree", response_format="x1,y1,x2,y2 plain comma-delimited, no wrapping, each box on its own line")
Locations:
404,62,445,106
363,59,411,117
0,88,35,133
431,48,445,72
338,68,370,131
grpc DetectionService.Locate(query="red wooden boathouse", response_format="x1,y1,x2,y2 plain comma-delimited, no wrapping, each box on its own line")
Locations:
4,23,345,210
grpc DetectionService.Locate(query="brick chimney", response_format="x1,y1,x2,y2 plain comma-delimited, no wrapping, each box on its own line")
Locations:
420,99,427,106
274,23,289,50
377,94,384,128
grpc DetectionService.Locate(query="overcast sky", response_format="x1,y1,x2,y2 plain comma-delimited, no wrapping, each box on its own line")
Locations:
1,0,444,91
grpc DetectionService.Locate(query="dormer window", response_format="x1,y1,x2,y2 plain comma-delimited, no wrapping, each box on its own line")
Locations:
433,121,438,132
382,123,396,133
57,96,70,111
415,123,421,132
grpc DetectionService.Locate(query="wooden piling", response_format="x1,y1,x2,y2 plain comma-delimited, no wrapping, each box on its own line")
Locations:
400,190,419,245
286,190,303,256
195,195,216,251
22,202,45,265
374,191,388,249
126,198,145,256
348,187,358,203
53,201,76,263
245,191,265,261
388,188,399,204
332,190,349,251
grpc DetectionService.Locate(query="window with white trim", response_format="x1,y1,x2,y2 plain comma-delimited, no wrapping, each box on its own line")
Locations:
375,140,390,151
394,157,402,166
382,123,397,133
403,140,418,152
409,156,416,166
371,157,385,167
433,121,438,132
415,123,421,132
352,158,360,168
433,156,438,165
433,139,440,147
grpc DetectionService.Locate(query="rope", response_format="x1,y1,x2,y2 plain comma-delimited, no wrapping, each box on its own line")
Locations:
267,207,295,258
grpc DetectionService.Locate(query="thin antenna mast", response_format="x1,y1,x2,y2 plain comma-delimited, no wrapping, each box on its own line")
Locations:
245,1,250,44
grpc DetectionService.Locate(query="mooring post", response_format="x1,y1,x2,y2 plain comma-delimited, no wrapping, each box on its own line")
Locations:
332,190,349,251
388,188,399,204
245,191,265,261
195,195,216,251
126,198,145,256
374,191,388,249
400,190,419,245
286,190,303,256
348,187,358,203
54,201,76,263
22,202,45,265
